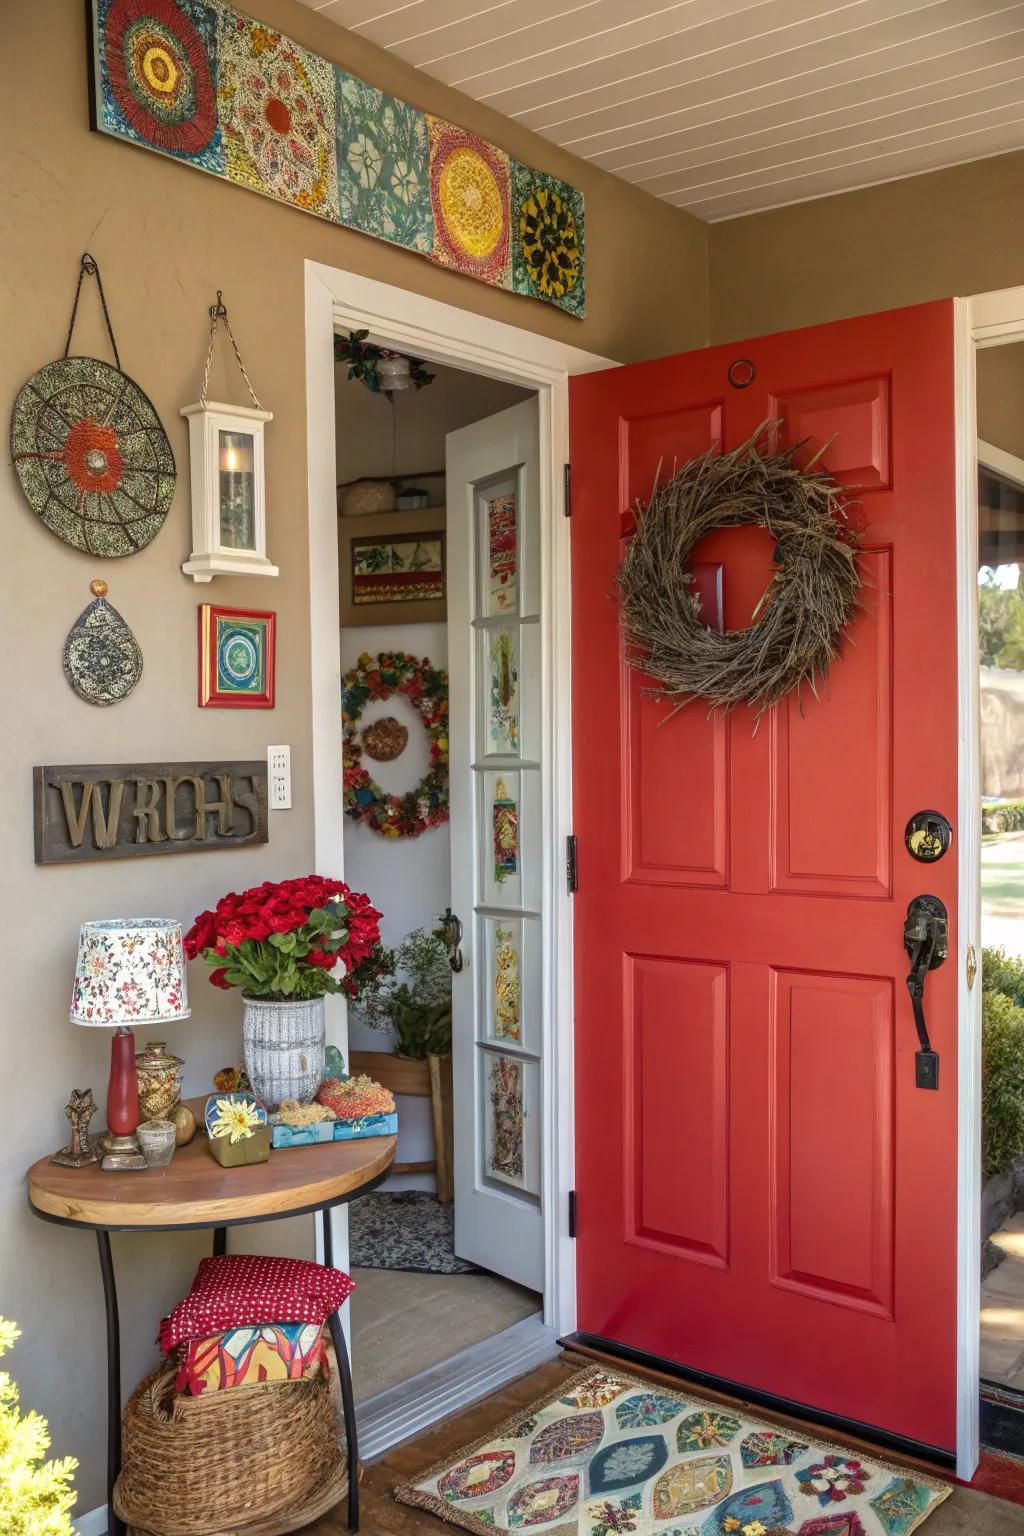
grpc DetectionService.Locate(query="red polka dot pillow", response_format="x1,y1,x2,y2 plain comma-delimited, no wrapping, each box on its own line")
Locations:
160,1254,355,1355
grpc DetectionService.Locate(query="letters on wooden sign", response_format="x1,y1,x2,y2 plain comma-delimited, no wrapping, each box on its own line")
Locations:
34,761,269,864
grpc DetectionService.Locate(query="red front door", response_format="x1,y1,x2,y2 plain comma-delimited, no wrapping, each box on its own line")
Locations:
570,302,959,1454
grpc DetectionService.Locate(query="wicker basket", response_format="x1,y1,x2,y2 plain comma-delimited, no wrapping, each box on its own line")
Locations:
113,1358,347,1536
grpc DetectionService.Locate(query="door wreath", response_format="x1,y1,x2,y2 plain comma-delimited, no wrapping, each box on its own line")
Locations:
618,424,861,718
343,651,449,837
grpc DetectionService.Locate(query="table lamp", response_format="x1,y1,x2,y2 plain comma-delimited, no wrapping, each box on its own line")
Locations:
70,919,191,1171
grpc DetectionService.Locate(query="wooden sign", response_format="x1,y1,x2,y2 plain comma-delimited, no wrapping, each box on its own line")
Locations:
34,761,268,864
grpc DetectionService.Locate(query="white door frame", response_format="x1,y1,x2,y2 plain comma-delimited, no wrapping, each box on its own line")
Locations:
954,283,1024,1481
304,259,615,1338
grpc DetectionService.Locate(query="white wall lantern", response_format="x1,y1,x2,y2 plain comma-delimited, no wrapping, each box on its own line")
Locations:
181,294,279,582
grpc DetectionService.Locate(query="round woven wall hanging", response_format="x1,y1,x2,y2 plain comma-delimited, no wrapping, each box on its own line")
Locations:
10,254,176,558
618,423,861,719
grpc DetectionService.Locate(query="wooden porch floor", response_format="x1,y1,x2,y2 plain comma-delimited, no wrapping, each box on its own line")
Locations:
303,1355,1024,1534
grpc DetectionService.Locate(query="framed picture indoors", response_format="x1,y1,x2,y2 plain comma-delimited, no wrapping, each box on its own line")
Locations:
199,604,276,708
339,507,447,627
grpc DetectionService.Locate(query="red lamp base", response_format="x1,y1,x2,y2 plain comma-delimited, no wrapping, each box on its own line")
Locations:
100,1026,147,1171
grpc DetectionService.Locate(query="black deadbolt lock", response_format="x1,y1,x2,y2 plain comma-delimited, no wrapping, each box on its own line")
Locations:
904,809,952,863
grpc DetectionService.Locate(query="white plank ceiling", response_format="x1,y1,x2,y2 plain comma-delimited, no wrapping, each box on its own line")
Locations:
299,0,1024,220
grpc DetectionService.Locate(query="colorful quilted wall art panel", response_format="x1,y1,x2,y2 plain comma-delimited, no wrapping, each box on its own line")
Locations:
217,12,339,217
93,0,224,171
337,74,432,253
428,119,511,288
395,1364,953,1536
90,1,584,313
511,162,585,318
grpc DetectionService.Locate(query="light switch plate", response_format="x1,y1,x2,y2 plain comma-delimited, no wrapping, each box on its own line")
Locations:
268,745,291,809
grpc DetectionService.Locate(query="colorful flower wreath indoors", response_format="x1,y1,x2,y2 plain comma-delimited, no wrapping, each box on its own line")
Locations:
343,651,449,838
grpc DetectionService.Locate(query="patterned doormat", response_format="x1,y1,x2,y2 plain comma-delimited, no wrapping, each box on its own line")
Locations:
349,1191,479,1275
394,1364,952,1535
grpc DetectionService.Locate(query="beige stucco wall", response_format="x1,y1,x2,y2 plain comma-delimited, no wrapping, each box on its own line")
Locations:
708,149,1024,345
0,0,709,1513
977,343,1024,463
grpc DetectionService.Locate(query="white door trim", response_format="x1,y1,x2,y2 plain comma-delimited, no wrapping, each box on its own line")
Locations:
304,260,615,1340
954,282,1024,1481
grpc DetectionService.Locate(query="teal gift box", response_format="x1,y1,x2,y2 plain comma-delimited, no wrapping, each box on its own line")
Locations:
271,1111,398,1150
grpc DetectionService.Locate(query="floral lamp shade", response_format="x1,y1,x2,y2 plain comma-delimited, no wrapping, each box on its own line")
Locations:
70,919,191,1027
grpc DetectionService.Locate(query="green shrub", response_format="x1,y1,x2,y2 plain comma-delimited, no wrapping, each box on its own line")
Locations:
983,800,1024,834
983,946,1024,1177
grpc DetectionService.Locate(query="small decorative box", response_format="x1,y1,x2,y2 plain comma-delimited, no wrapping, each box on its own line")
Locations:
271,1112,398,1150
204,1092,272,1167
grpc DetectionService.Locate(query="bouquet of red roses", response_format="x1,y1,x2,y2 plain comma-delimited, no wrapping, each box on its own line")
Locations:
184,875,385,1000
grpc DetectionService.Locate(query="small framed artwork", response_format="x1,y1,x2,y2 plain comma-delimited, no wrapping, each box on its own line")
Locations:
199,604,276,708
339,507,447,627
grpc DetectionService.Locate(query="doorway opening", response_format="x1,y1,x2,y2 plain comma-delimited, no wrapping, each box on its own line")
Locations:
334,352,543,1406
975,341,1024,1453
306,262,613,1457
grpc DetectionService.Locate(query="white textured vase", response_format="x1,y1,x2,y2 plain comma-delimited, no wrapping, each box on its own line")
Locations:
242,994,325,1110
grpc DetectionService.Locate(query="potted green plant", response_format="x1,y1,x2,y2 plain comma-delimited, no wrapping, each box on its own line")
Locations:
353,925,454,1200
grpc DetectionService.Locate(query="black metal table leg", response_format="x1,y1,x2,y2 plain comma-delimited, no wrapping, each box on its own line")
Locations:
212,1226,227,1257
322,1207,359,1531
97,1230,125,1536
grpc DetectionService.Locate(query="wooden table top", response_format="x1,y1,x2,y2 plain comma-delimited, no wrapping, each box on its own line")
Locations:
27,1099,396,1231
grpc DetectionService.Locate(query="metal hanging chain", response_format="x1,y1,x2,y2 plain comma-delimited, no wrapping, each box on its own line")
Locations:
63,252,121,370
200,291,261,409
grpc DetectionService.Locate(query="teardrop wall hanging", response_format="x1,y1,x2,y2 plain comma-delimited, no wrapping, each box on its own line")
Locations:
10,252,176,557
63,579,143,706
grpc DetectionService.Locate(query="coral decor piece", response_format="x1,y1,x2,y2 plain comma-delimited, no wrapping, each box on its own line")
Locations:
427,119,511,287
317,1074,395,1121
184,874,383,1000
343,652,449,838
395,1365,953,1536
617,423,861,721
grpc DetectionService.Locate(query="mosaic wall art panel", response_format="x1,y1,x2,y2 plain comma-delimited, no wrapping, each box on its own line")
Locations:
337,75,432,253
487,1052,525,1188
485,490,519,616
90,0,584,314
218,12,339,217
94,0,224,172
512,163,585,319
428,119,511,288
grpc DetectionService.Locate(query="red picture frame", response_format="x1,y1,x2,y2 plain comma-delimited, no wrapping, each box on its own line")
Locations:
198,604,276,709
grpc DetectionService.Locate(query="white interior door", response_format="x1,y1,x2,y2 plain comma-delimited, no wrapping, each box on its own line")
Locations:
446,396,544,1294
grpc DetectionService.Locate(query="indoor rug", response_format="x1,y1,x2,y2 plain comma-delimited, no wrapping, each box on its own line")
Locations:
349,1190,479,1275
394,1364,952,1535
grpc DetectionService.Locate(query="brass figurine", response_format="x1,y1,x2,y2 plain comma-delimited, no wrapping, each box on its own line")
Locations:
51,1088,99,1169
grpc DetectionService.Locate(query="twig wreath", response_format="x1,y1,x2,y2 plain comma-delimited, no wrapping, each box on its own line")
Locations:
343,651,449,837
618,423,861,718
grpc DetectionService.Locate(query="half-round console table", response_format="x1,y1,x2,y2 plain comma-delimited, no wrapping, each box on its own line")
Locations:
27,1102,396,1536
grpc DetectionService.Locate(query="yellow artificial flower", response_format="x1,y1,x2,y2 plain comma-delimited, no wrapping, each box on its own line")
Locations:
210,1097,261,1143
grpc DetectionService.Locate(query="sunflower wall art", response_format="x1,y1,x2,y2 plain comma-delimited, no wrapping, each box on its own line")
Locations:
89,0,585,316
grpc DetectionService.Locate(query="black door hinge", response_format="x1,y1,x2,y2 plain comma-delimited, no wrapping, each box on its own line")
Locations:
566,834,579,894
563,462,572,518
568,1189,577,1238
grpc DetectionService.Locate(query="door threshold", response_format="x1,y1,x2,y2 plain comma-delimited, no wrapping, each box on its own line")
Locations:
356,1312,557,1462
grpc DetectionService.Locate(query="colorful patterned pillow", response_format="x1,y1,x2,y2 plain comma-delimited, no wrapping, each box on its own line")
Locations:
176,1321,326,1395
160,1254,354,1354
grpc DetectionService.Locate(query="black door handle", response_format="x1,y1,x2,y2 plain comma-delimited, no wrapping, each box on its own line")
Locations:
904,895,947,1090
